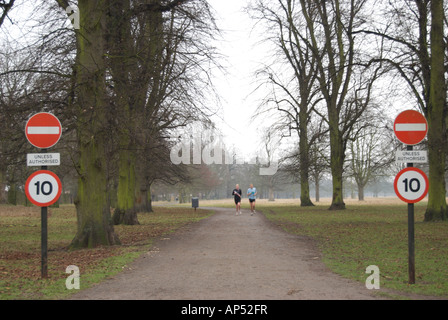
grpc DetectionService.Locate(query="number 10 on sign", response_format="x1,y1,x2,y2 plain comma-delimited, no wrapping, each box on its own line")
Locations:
394,167,429,204
25,170,62,207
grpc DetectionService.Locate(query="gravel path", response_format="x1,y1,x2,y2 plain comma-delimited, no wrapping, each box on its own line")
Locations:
69,207,380,300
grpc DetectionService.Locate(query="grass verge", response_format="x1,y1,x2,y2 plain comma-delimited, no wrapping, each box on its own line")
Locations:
0,204,213,300
257,201,448,299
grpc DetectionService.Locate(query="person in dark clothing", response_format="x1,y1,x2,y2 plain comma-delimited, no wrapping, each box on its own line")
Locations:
232,184,242,215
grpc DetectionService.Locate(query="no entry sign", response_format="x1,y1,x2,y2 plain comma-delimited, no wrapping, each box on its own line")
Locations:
25,113,62,149
394,167,429,204
25,170,62,207
394,110,428,145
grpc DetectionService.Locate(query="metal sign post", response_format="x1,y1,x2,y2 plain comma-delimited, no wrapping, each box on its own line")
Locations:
25,165,63,279
406,145,415,284
393,110,429,285
394,149,429,284
25,113,62,279
41,148,48,279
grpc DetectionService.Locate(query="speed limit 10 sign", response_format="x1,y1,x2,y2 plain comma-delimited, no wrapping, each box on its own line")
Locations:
25,170,62,207
394,167,429,204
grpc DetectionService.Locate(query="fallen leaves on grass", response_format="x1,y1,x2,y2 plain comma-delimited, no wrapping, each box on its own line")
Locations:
0,205,213,299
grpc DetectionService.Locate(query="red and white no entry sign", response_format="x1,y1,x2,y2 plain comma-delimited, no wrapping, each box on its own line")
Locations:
25,113,62,149
394,167,429,204
25,170,62,207
394,110,428,145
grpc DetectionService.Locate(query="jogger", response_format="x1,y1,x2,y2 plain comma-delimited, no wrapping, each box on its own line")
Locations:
247,184,257,215
232,184,242,215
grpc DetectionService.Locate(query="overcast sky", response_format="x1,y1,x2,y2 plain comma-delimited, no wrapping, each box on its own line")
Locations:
207,0,270,160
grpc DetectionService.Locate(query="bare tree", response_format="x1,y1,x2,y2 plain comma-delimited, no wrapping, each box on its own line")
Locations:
107,0,220,224
297,0,384,210
347,112,395,200
249,0,322,206
0,3,76,206
0,0,15,28
358,0,447,220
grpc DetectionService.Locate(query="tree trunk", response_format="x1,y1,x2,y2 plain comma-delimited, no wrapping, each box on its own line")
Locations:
141,185,153,213
328,111,346,210
268,186,274,201
299,109,314,207
7,182,16,205
106,0,140,226
358,184,365,201
425,0,447,221
113,125,139,225
70,0,120,248
0,170,6,204
113,149,139,225
300,177,314,206
315,177,320,202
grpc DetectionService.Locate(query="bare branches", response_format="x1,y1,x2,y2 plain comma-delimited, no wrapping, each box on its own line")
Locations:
0,0,15,28
131,0,191,15
0,68,71,78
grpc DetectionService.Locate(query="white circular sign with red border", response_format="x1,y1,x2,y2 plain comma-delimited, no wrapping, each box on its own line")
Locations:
25,170,62,207
25,112,62,149
394,167,429,204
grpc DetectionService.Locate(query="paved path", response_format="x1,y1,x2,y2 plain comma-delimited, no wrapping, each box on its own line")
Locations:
70,207,379,300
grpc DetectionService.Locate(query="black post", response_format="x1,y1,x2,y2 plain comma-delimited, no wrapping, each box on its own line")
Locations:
41,148,48,279
41,206,48,279
406,145,415,284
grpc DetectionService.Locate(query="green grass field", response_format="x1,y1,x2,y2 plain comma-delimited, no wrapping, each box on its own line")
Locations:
0,204,213,300
254,198,448,298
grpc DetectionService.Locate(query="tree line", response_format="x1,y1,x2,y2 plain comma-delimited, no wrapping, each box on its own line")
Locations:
0,0,220,248
248,0,447,221
0,1,446,251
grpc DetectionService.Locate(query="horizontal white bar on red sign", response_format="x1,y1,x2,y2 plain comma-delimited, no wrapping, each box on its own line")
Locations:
395,123,426,131
27,126,60,135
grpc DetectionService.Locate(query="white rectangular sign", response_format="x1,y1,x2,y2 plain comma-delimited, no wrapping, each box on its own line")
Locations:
395,150,427,164
27,153,60,167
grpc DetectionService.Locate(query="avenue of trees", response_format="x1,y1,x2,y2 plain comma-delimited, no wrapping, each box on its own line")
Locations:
1,0,220,247
249,0,447,219
0,0,447,249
